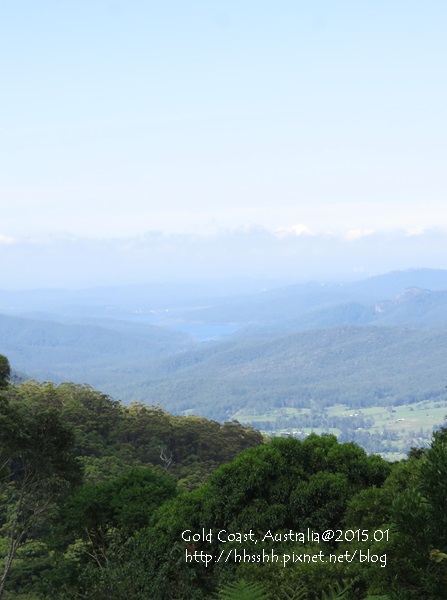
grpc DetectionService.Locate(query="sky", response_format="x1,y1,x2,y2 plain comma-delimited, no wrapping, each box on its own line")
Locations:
1,0,447,288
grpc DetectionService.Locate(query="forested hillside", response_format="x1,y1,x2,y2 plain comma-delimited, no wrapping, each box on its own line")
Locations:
1,270,447,457
138,326,447,418
0,313,192,388
1,356,446,599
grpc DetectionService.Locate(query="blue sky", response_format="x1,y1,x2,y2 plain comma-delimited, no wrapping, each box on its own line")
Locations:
1,1,447,287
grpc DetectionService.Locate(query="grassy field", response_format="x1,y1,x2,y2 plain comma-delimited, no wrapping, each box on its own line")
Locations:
325,400,447,429
233,399,447,460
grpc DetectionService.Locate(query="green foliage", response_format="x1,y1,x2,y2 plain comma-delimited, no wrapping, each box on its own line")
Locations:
0,397,82,596
216,579,269,600
201,435,390,536
274,583,308,600
3,351,446,600
127,435,390,600
217,579,353,600
390,430,447,598
7,381,263,487
0,356,10,390
343,486,393,531
0,374,263,597
320,580,352,599
62,467,177,539
11,380,124,458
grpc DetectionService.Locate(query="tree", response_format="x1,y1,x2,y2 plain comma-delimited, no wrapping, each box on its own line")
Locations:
201,435,390,535
63,467,177,540
46,467,178,599
390,430,447,598
0,400,82,597
125,435,390,599
0,356,10,390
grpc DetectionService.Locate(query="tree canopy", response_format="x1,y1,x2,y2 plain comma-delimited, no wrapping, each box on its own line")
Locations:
0,356,10,390
0,354,445,599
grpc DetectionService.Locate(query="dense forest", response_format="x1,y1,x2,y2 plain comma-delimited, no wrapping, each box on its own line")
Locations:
1,354,446,599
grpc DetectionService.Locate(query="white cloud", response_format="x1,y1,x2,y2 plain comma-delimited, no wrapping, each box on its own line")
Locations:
0,234,16,245
1,226,447,289
405,227,425,237
344,228,376,241
274,224,315,239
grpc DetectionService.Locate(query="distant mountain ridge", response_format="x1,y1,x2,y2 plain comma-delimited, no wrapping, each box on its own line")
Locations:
0,313,191,386
151,268,447,331
1,268,447,420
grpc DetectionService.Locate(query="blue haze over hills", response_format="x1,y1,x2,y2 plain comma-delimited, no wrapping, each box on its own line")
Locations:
1,269,447,425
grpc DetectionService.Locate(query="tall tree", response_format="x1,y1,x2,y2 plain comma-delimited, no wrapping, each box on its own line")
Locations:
0,356,10,390
0,399,82,597
391,429,447,598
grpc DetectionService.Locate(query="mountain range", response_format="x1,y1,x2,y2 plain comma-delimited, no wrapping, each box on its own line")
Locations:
1,269,446,432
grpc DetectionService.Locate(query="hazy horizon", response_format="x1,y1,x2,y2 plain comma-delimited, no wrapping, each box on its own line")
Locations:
1,228,447,290
2,1,446,288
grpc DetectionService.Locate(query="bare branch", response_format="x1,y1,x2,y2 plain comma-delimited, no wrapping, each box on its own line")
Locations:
159,447,173,470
